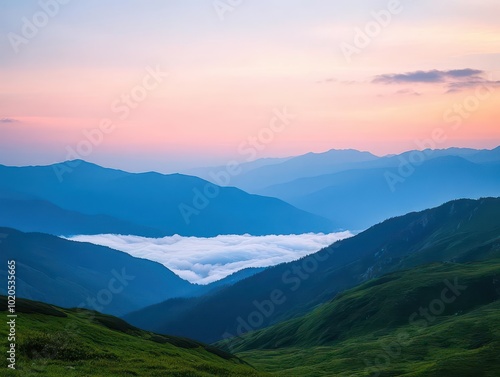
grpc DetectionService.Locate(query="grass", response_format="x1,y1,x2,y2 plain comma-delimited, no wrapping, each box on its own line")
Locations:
0,297,268,377
238,302,500,376
2,260,499,376
223,260,500,376
1,253,499,376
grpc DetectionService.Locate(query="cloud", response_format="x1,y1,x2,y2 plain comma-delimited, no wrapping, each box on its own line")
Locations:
316,78,360,85
395,89,422,96
0,118,19,123
373,69,483,84
66,232,353,285
316,77,337,84
445,79,500,93
372,68,500,93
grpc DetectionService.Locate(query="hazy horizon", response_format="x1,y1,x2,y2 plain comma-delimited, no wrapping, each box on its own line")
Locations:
1,144,499,175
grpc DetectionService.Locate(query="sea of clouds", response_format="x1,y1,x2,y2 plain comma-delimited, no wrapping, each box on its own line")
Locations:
67,232,352,285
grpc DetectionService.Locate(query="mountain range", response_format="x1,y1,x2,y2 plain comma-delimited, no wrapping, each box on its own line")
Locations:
3,196,498,376
262,155,500,229
191,147,500,191
2,147,498,236
188,147,500,230
0,160,332,237
123,197,500,343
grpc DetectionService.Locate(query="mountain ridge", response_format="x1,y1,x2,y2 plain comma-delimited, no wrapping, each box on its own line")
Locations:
0,227,203,316
0,160,333,237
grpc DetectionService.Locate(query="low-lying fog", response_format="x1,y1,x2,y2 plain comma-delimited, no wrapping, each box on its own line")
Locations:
66,232,353,284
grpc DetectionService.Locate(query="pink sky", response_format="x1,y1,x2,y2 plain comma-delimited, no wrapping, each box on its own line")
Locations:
1,0,499,172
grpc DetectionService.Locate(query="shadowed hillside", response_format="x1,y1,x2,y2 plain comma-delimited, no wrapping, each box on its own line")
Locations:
124,197,500,343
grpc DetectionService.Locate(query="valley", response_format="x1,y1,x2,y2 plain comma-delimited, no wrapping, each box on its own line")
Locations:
2,4,500,372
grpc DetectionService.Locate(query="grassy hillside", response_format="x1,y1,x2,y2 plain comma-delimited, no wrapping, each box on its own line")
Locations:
2,263,499,376
0,296,266,377
228,260,500,376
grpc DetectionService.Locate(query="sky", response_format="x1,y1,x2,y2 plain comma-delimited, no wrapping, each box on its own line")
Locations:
66,232,352,284
1,0,499,172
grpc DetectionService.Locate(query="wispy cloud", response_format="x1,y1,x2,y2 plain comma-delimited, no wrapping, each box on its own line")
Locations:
446,78,500,93
316,77,337,84
373,69,483,84
0,118,19,123
395,88,422,96
66,232,353,285
372,68,500,93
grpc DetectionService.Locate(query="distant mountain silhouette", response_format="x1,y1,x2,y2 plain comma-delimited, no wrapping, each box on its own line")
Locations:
190,146,500,195
225,149,379,191
183,156,292,183
259,155,500,229
0,197,162,237
0,160,332,237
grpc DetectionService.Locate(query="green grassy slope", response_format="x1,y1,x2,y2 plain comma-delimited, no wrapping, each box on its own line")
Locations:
223,261,500,376
0,297,267,377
